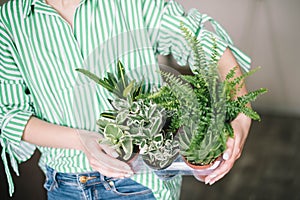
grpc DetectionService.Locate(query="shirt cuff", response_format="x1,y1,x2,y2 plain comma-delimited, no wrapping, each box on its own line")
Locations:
1,110,33,146
0,110,35,197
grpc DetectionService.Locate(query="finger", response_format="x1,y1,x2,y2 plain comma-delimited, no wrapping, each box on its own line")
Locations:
84,141,133,173
205,136,242,185
204,158,234,185
100,143,119,158
222,137,235,161
91,149,133,174
86,151,133,178
90,158,132,178
90,162,132,178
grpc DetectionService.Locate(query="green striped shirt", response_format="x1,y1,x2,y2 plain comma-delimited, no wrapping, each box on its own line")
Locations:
0,0,250,198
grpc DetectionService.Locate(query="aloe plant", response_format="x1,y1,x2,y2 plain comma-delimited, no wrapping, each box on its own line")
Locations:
76,61,144,101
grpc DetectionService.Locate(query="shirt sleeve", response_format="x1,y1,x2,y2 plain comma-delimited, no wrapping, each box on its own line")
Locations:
0,17,36,197
142,0,251,72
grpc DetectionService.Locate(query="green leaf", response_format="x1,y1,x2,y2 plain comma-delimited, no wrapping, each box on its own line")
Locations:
140,140,147,149
121,138,133,160
150,116,162,135
97,119,111,129
224,122,234,137
130,102,140,114
76,68,114,92
100,112,116,120
117,60,127,88
104,124,123,139
107,72,117,87
76,68,101,83
133,79,144,98
154,134,163,143
123,80,135,97
116,110,129,124
242,107,261,121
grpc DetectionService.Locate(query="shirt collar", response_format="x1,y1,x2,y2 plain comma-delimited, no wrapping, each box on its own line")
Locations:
22,0,41,18
22,0,88,19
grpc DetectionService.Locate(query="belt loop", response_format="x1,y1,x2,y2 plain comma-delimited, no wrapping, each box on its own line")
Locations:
100,174,105,182
101,175,111,191
51,167,58,190
76,174,80,185
44,166,58,191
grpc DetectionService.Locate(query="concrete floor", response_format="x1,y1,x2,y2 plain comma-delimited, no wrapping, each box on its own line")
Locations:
1,113,300,200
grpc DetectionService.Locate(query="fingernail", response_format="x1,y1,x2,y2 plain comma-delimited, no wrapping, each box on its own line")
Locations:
205,179,210,185
223,153,229,160
205,174,216,184
112,152,119,158
209,181,215,185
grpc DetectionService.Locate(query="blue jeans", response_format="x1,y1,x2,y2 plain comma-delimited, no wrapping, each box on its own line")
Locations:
44,166,156,200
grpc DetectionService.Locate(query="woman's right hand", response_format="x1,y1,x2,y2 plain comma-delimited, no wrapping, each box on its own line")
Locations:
22,117,132,178
76,129,133,178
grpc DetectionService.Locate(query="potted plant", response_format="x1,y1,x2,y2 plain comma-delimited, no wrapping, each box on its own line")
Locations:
76,61,143,162
76,61,179,169
148,25,267,170
131,101,179,170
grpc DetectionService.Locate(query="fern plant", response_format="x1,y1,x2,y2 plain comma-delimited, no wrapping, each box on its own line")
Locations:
148,24,267,167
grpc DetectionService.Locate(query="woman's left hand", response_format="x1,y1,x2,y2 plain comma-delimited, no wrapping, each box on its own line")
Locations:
194,113,251,184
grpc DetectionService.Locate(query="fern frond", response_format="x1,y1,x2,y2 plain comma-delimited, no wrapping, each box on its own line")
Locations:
237,88,267,106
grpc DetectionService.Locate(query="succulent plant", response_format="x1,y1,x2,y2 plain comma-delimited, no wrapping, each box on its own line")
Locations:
140,134,179,170
77,61,179,166
103,97,179,169
76,61,144,161
127,100,179,169
97,120,133,161
76,61,144,101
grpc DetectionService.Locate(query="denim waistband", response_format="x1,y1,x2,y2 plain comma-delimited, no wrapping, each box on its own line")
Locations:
45,166,116,188
44,166,155,200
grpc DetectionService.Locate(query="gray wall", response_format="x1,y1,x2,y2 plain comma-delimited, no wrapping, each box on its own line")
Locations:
1,0,299,115
175,0,300,116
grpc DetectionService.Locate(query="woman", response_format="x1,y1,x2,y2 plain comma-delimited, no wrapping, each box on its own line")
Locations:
0,0,251,199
